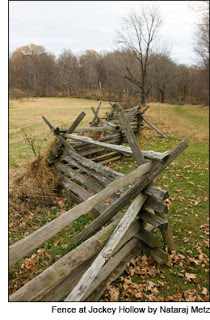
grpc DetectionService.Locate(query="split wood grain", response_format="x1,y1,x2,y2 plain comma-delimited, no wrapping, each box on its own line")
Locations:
63,132,170,162
135,230,161,248
59,126,115,133
139,210,168,227
86,244,142,301
112,103,145,165
9,218,120,301
74,140,188,243
66,111,86,134
156,212,176,252
42,115,123,178
9,160,152,266
143,196,168,214
40,221,142,301
65,193,147,301
82,237,140,301
143,185,169,200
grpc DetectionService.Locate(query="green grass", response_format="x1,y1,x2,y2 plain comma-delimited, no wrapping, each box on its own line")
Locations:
109,133,209,301
173,105,209,131
9,98,209,301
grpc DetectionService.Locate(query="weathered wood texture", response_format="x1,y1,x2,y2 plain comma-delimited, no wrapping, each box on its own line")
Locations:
42,116,123,179
82,237,141,301
86,245,142,301
112,103,146,165
139,210,168,227
143,116,168,139
143,196,168,214
9,218,120,301
59,126,115,133
66,111,86,134
9,104,188,302
90,100,101,126
47,111,86,164
135,230,161,248
156,212,176,252
143,185,169,200
63,133,169,161
10,218,143,302
73,102,147,246
9,160,152,266
42,235,141,302
74,140,188,244
65,193,147,301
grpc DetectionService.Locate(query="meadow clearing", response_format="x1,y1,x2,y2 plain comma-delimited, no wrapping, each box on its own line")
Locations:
9,97,209,301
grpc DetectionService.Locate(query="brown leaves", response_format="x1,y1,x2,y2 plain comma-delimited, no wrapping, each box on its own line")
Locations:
21,254,37,270
108,254,167,301
104,243,209,302
165,255,172,267
185,272,197,282
37,248,45,255
147,267,158,277
183,289,204,302
202,287,208,295
106,283,119,301
53,237,63,246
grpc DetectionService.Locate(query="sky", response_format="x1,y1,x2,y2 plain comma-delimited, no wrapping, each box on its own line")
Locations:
9,1,199,65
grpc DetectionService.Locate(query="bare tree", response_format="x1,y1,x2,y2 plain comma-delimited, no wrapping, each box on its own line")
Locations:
116,4,162,104
192,1,209,68
79,50,101,91
190,1,209,105
58,50,79,96
149,52,176,103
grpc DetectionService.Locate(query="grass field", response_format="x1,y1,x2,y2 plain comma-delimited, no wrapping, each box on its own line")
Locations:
9,97,111,167
9,98,209,301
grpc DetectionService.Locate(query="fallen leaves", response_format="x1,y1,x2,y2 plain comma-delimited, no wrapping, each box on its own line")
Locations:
104,242,209,302
183,289,204,302
185,273,197,282
53,237,63,246
106,283,119,301
21,254,37,270
202,287,208,295
37,249,45,255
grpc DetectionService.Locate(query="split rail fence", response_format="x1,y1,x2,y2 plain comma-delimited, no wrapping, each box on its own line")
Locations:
9,103,187,302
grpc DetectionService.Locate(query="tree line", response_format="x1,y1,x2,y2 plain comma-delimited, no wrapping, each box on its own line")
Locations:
9,44,208,105
9,3,209,106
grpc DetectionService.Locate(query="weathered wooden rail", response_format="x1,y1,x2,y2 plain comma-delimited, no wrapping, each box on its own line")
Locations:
106,102,167,138
9,102,187,302
48,101,167,168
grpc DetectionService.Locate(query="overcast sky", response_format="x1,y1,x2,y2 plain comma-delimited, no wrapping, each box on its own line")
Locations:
9,1,199,65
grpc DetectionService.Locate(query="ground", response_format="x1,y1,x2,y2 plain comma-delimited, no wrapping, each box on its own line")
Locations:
9,97,209,301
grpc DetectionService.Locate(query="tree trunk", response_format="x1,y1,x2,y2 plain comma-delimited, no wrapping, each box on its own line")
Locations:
159,89,165,103
66,87,70,97
141,80,146,105
141,93,145,105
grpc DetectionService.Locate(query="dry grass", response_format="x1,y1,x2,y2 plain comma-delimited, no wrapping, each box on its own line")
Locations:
9,97,208,168
9,97,112,166
9,142,61,218
9,97,110,130
144,102,209,142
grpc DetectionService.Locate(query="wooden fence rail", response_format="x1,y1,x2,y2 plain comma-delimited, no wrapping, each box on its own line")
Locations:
9,101,187,302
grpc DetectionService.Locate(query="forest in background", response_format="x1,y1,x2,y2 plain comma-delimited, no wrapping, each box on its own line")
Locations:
9,2,209,106
9,44,208,105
